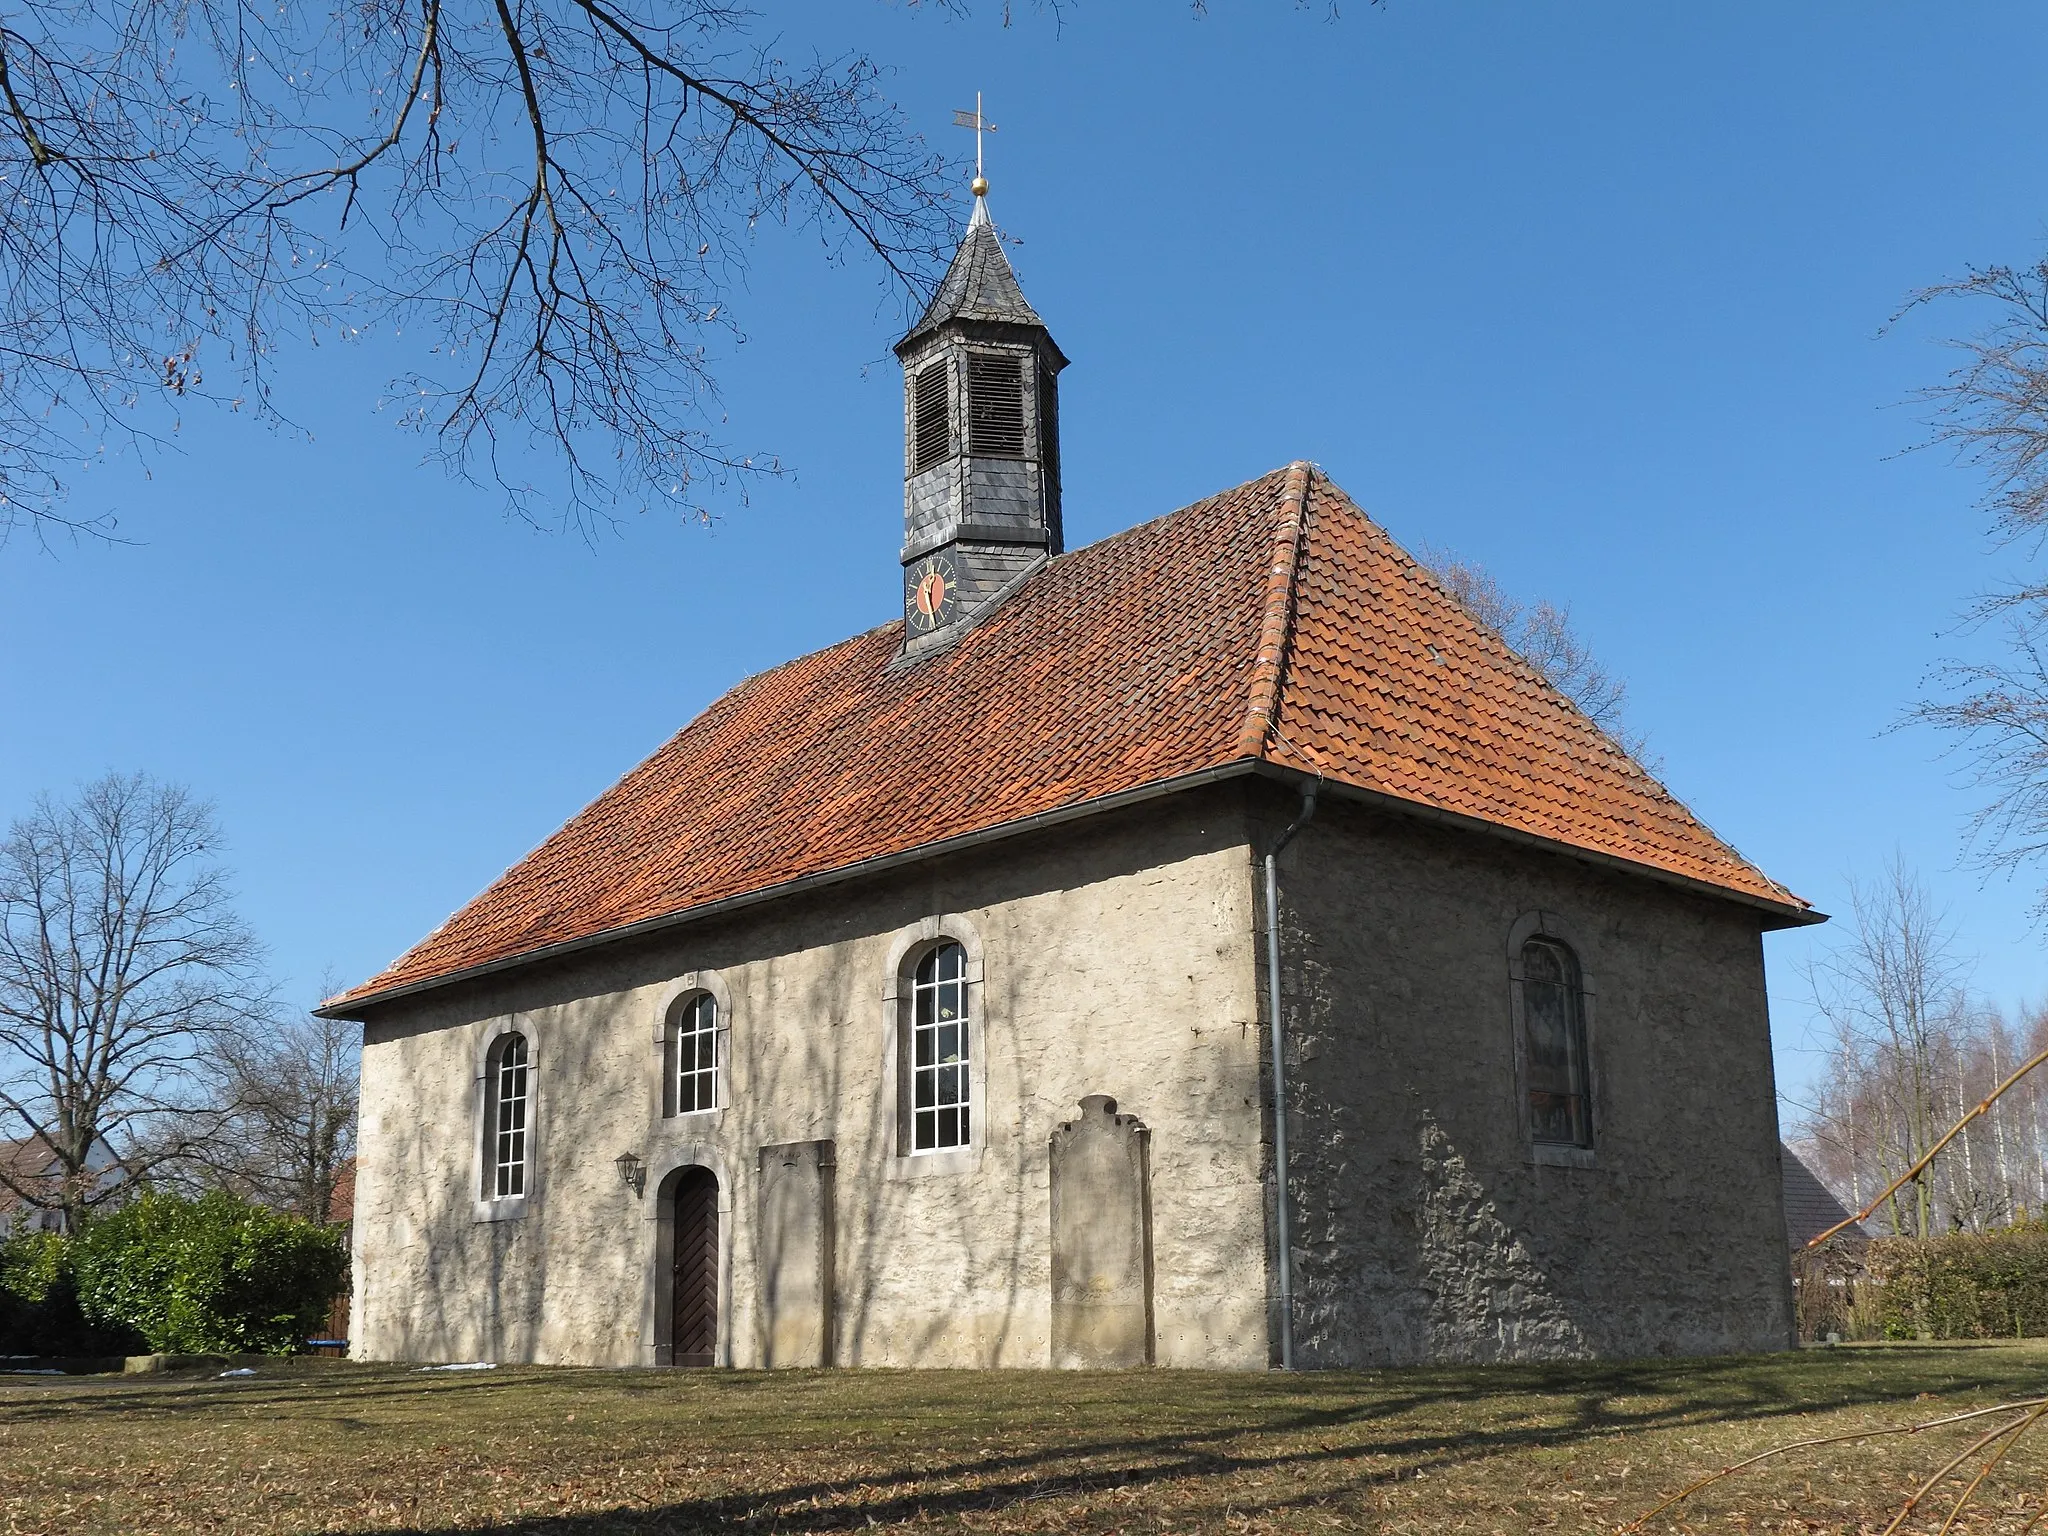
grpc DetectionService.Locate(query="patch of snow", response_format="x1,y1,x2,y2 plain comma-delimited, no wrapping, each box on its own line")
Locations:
417,1361,497,1371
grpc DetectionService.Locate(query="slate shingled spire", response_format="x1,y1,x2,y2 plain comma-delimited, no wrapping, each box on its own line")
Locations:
893,194,1068,654
901,198,1050,345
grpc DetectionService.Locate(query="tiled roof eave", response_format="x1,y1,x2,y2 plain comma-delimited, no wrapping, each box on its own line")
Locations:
316,758,1271,1020
1283,763,1822,931
322,464,1818,1020
320,749,1818,1022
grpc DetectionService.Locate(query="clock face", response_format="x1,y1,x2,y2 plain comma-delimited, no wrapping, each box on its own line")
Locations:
905,553,962,634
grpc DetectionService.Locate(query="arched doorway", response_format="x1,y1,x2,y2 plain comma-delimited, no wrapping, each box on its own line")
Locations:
668,1166,720,1367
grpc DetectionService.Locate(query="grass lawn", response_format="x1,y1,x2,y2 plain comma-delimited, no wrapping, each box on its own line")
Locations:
4,1343,2048,1534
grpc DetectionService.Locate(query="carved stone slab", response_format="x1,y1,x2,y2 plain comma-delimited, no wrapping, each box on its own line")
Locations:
757,1140,836,1367
1049,1095,1153,1368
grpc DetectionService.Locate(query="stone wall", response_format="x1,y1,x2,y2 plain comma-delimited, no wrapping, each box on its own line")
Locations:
1268,791,1796,1365
350,788,1272,1369
348,774,1798,1373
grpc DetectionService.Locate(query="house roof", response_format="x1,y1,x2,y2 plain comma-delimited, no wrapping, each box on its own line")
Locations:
896,199,1058,357
328,1156,356,1226
1782,1143,1868,1248
0,1136,57,1217
323,464,1813,1017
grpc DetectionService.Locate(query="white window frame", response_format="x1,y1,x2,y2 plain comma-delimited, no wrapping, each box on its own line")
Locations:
650,971,733,1125
909,942,972,1154
667,993,722,1117
489,1033,531,1196
881,915,988,1179
472,1016,541,1222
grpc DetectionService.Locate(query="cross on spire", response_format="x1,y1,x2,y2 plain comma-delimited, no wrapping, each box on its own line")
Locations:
952,93,997,197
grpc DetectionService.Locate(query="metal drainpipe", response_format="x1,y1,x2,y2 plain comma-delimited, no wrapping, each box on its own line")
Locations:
1264,780,1319,1371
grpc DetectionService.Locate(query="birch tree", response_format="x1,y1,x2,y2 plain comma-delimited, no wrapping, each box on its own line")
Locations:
1805,860,1967,1238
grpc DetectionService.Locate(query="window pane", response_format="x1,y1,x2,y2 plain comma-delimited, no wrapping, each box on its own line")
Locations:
1523,941,1565,988
907,943,971,1155
668,994,720,1117
1521,941,1590,1147
1524,984,1572,1083
487,1033,532,1198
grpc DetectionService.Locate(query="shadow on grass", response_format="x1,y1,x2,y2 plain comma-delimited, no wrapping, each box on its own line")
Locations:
6,1348,2040,1532
241,1347,2043,1535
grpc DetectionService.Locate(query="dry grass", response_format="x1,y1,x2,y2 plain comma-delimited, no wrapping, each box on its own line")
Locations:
4,1342,2048,1533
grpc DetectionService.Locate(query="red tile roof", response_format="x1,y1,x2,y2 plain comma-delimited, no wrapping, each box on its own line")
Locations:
326,465,1809,1014
327,1156,356,1226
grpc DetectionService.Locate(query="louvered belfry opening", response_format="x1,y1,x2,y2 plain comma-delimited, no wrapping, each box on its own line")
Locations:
891,196,1067,651
967,352,1026,457
669,1166,719,1367
911,362,951,473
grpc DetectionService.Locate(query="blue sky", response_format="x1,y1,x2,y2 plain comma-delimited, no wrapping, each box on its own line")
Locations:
4,2,2045,1121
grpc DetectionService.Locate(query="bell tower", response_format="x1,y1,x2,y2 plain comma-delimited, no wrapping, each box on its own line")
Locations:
894,182,1067,653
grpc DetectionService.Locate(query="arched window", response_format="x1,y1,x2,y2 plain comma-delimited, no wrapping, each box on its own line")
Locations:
1520,938,1592,1147
911,942,970,1153
484,1032,530,1198
664,992,721,1117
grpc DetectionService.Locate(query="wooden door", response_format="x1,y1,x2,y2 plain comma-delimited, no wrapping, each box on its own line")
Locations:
670,1167,720,1367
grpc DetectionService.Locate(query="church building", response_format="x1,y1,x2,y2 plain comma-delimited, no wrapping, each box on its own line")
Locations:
321,185,1819,1370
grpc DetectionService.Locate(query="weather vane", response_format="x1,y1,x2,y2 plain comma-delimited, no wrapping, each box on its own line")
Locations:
952,93,996,198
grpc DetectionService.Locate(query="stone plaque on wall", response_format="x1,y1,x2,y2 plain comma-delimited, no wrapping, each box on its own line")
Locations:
1049,1095,1153,1368
757,1140,835,1368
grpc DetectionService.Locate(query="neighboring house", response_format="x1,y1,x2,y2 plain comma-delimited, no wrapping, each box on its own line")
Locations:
320,189,1822,1371
328,1156,356,1228
1782,1142,1869,1254
317,1157,356,1351
0,1137,117,1237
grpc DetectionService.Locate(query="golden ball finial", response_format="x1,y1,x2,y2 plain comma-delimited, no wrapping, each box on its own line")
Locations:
971,174,989,197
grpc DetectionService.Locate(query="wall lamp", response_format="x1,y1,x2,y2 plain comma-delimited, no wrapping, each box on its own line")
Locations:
614,1150,645,1197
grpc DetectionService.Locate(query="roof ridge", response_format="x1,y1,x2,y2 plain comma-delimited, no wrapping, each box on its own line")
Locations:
1235,461,1314,759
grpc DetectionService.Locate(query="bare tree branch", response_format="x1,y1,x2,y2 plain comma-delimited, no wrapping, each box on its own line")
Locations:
0,772,269,1229
1417,544,1649,758
0,0,964,543
164,1003,358,1221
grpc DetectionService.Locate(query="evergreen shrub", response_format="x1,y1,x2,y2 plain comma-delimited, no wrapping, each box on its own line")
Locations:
71,1191,347,1355
0,1229,143,1356
1868,1227,2048,1340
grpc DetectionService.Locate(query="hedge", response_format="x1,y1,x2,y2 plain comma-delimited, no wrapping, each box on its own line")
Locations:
69,1191,348,1355
1867,1229,2048,1340
0,1229,143,1356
